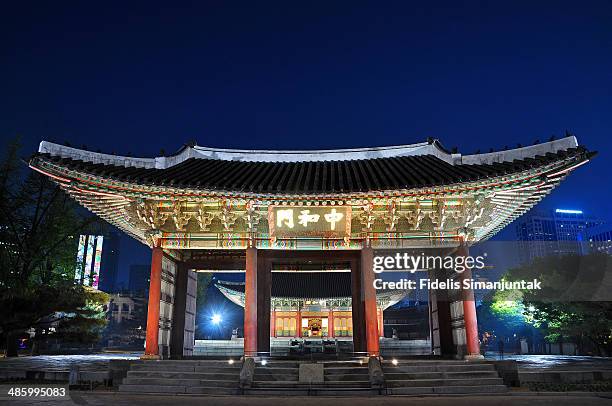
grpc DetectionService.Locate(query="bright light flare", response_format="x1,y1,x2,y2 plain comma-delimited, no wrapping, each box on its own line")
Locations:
392,359,399,366
211,314,222,325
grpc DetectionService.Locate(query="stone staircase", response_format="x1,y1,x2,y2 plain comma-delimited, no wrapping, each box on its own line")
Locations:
245,359,378,395
323,361,373,392
247,360,300,393
118,360,241,395
117,358,508,396
381,359,508,395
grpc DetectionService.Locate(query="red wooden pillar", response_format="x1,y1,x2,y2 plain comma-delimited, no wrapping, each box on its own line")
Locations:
271,309,276,338
378,308,384,337
244,247,258,356
361,246,380,356
329,308,334,338
296,307,302,337
144,246,163,358
350,256,365,352
457,240,482,359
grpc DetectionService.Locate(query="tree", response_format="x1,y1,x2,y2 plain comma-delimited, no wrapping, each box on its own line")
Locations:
194,272,213,339
493,253,612,356
0,137,108,356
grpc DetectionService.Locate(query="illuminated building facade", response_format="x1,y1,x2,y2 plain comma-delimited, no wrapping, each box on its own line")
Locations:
515,208,603,263
73,230,120,292
29,135,593,359
582,223,612,254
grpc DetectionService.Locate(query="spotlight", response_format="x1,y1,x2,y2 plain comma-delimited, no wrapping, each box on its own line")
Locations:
261,359,267,366
211,314,222,325
392,359,398,366
228,359,234,365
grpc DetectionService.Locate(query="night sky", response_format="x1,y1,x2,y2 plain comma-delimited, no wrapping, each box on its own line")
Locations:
2,1,611,287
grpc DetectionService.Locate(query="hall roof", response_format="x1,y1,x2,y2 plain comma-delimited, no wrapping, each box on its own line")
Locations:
31,136,593,194
216,272,354,299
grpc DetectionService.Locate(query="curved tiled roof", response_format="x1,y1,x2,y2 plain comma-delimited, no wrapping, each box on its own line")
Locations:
216,272,353,299
31,142,593,194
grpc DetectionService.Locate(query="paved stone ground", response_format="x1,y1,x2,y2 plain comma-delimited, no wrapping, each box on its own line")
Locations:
3,353,612,373
0,353,141,373
484,354,612,370
3,393,612,406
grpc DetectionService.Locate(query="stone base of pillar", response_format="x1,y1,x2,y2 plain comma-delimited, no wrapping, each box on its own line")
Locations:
140,354,161,360
463,354,484,360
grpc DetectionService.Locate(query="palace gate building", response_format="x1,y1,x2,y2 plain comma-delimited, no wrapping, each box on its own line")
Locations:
29,136,593,359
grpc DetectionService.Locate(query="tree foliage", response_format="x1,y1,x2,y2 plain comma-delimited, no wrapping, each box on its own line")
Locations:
0,137,108,355
494,253,612,355
194,272,213,339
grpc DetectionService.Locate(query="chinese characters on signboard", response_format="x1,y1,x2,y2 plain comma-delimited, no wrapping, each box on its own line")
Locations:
268,206,352,239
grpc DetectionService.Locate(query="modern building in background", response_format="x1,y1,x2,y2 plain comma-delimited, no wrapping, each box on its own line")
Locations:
74,229,120,292
98,232,120,292
128,264,150,295
515,208,603,263
582,223,612,254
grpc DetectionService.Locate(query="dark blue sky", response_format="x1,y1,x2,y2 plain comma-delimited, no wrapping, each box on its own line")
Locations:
2,2,611,283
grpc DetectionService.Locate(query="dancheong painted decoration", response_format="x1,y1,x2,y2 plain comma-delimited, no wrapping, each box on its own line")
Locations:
29,136,593,250
29,135,594,359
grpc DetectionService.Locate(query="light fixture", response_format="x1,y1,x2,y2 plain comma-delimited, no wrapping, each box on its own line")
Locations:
228,359,234,365
555,209,583,214
261,359,267,366
392,359,398,366
211,314,222,325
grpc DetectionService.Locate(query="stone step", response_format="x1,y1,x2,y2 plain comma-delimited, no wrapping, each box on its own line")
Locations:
384,371,500,380
119,384,188,394
325,367,369,374
251,381,370,388
321,361,367,368
383,364,495,373
244,388,379,396
251,381,310,388
317,381,370,388
133,360,239,367
256,367,299,372
130,364,197,372
130,364,241,373
254,374,299,382
324,374,371,382
119,384,239,395
385,385,508,395
123,377,239,388
385,377,504,388
186,386,241,395
256,362,300,368
127,371,239,380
